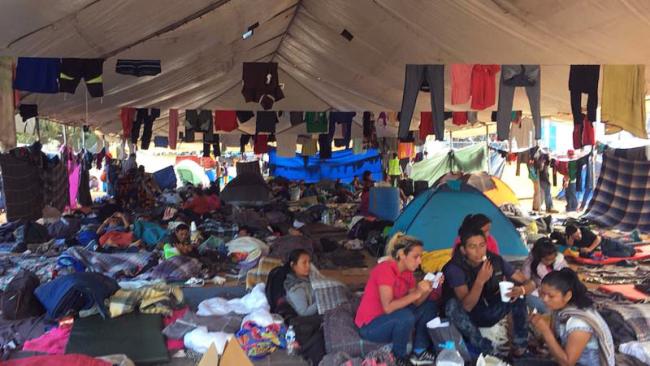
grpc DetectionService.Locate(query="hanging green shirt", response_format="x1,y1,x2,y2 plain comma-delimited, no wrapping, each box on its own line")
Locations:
305,112,328,133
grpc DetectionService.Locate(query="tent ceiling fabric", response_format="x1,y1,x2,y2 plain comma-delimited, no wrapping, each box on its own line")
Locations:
2,0,650,134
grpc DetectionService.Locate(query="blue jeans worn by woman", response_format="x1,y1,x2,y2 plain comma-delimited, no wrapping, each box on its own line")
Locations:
358,300,438,358
445,296,528,355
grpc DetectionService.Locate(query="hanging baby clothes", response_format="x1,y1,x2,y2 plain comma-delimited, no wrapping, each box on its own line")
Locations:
510,117,535,150
275,134,297,157
398,64,445,140
59,58,105,97
241,62,284,110
601,65,647,138
450,64,473,105
14,57,60,93
496,65,541,141
19,104,38,122
168,109,178,149
236,110,255,124
121,108,136,139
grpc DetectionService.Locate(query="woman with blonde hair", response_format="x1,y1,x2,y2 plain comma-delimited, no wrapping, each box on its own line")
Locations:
355,233,444,366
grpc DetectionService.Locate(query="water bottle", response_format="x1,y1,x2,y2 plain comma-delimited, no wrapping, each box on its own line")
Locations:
190,221,198,242
286,325,297,356
435,341,463,366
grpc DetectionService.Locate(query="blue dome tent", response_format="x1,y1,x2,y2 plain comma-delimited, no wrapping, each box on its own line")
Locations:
389,180,528,257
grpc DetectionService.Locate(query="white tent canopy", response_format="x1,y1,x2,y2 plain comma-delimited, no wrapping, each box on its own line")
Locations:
2,0,650,137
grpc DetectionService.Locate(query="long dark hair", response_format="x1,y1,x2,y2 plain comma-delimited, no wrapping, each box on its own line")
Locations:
457,214,491,236
542,268,593,309
530,237,558,279
286,249,310,272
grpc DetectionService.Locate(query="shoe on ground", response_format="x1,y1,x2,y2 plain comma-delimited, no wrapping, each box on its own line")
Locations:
410,350,436,365
546,209,559,214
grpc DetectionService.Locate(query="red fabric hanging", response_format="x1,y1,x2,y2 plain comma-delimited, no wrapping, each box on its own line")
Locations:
419,111,433,140
452,112,468,125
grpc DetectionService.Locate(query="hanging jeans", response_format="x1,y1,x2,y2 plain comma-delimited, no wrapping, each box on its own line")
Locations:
445,296,528,355
398,64,445,140
569,65,599,127
358,300,437,358
496,65,541,141
131,108,160,150
203,133,220,157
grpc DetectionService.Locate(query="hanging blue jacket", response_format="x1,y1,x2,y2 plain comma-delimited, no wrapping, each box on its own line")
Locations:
34,272,119,319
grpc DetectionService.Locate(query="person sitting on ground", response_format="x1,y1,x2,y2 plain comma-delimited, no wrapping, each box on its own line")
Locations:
453,214,500,254
359,171,374,215
351,176,362,192
333,182,355,203
443,227,534,357
284,249,318,317
565,224,635,258
522,237,568,313
204,187,221,211
182,189,218,217
530,268,615,366
356,233,442,366
96,212,129,235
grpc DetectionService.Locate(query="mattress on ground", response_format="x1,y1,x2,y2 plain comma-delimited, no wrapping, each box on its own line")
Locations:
599,284,650,302
565,244,650,265
65,312,168,364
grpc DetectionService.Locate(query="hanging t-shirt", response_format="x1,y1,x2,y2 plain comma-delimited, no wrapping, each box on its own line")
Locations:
236,111,255,124
275,134,296,157
255,111,279,134
451,64,474,105
214,110,238,132
299,136,318,156
470,64,501,110
289,111,304,126
253,134,269,154
452,112,468,126
419,111,434,140
510,117,535,150
305,112,328,133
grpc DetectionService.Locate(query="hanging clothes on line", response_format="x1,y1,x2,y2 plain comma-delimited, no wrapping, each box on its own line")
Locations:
569,65,600,149
450,64,473,105
241,62,284,110
131,108,160,150
496,65,541,141
470,64,500,110
168,109,178,150
398,64,445,140
601,64,647,138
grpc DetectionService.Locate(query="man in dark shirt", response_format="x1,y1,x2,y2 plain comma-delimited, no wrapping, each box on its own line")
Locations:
565,225,635,258
443,228,535,356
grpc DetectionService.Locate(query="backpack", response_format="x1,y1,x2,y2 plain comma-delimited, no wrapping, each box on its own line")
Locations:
265,265,297,320
0,270,45,320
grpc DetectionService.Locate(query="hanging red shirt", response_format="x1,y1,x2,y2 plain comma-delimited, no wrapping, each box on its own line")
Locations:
419,111,434,140
254,134,269,154
470,65,500,110
452,112,468,126
214,110,238,132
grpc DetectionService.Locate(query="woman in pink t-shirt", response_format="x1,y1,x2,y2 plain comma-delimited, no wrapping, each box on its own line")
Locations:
355,234,443,366
453,214,500,254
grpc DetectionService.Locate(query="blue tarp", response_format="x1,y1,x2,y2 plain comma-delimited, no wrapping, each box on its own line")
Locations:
152,166,177,190
269,148,382,183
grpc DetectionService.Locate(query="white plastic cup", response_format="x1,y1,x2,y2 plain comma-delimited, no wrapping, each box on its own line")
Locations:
499,281,514,302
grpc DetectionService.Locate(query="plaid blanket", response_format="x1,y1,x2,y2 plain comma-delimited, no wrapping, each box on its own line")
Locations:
109,284,183,318
0,255,57,290
585,151,650,232
64,247,154,279
138,255,202,282
199,220,239,241
310,266,349,314
605,303,650,342
246,256,283,289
